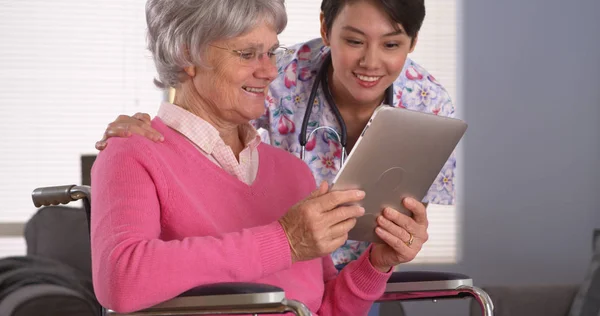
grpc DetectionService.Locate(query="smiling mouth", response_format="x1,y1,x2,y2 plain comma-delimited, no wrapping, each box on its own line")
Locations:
242,86,264,93
353,73,382,82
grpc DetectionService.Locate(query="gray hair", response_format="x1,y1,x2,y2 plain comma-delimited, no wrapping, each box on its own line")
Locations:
146,0,288,88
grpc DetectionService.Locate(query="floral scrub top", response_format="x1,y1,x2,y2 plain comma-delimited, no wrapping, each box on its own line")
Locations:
253,38,457,266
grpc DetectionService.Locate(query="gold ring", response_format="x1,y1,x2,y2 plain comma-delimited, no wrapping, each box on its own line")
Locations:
406,233,415,246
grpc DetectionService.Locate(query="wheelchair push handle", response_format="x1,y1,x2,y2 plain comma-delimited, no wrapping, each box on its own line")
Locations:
32,185,91,208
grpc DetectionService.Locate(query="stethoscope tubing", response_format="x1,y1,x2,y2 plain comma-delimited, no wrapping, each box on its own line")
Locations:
298,52,394,167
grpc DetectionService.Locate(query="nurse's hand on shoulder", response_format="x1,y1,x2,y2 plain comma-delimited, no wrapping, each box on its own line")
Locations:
95,112,163,150
279,181,365,263
369,198,429,273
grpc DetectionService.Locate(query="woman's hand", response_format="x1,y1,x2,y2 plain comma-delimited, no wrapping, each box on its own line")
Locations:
95,112,163,150
279,182,366,263
369,197,429,272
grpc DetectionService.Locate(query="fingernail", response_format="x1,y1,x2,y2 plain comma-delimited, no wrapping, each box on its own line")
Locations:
159,135,164,141
359,207,366,215
404,198,414,207
356,191,366,198
384,208,393,216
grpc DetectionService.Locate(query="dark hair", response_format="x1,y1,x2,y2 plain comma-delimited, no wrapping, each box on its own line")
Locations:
320,0,425,40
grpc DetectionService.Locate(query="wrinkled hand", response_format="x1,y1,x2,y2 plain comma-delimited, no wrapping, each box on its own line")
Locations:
369,197,429,272
95,112,163,150
279,182,366,263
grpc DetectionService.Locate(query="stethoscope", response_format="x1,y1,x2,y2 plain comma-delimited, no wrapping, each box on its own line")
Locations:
298,52,394,168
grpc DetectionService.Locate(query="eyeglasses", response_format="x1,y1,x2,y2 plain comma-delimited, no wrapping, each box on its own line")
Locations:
211,45,289,66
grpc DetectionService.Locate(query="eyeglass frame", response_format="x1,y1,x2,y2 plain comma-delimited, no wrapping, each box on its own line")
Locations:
210,45,290,66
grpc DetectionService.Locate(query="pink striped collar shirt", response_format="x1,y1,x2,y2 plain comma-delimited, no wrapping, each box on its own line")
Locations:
157,102,261,185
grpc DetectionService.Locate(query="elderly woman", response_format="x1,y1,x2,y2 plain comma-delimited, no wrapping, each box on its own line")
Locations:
91,0,428,314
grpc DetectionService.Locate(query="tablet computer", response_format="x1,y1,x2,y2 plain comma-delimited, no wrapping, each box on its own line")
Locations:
330,106,467,243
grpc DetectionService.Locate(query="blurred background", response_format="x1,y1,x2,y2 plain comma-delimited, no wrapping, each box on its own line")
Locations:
0,0,599,315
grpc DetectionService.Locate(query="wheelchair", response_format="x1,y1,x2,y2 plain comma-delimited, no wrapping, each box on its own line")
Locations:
30,184,494,316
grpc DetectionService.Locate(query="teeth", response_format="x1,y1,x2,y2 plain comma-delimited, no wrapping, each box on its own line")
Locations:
354,73,380,82
243,86,263,93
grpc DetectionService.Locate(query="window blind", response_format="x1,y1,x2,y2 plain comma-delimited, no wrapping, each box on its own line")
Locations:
0,0,458,263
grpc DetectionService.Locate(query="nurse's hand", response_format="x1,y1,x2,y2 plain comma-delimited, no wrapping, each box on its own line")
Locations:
95,112,163,150
279,182,366,263
369,198,429,272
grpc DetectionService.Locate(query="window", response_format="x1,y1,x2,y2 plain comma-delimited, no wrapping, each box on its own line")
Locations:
0,0,459,263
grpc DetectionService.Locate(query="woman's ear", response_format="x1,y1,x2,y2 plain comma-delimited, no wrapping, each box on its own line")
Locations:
319,12,330,46
184,66,196,77
182,46,196,77
409,33,419,53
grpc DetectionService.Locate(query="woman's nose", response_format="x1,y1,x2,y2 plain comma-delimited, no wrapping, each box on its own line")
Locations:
359,47,381,69
256,57,278,81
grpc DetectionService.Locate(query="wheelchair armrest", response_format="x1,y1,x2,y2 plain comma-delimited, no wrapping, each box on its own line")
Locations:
141,282,286,311
107,282,313,315
380,272,494,315
385,271,473,293
469,284,577,316
179,282,284,297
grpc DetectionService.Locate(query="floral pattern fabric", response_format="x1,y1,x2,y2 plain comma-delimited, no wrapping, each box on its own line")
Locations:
253,38,457,266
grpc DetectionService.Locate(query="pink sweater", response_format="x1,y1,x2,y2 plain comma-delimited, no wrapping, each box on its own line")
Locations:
91,118,390,315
